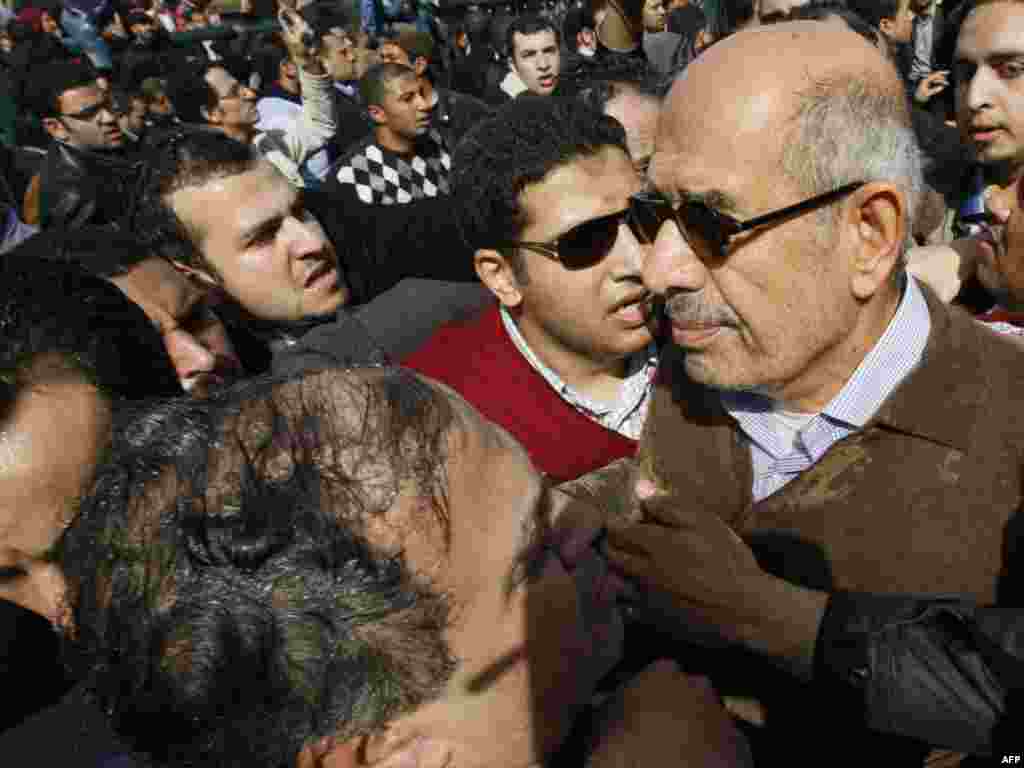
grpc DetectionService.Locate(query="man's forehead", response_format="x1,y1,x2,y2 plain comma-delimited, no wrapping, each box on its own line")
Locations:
958,3,1024,57
514,30,556,51
204,66,236,93
61,83,102,108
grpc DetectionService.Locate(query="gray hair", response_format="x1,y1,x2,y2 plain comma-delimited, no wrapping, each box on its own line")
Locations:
780,72,924,274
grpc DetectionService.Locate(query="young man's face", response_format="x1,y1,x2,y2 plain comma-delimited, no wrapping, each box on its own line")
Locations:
378,40,412,66
320,29,373,82
119,96,148,137
643,0,667,33
511,29,560,95
46,83,124,150
373,74,432,141
479,145,653,378
168,161,350,323
955,2,1024,176
203,66,259,129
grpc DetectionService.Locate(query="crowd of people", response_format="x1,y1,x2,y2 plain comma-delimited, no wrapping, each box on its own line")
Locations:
1,0,1023,764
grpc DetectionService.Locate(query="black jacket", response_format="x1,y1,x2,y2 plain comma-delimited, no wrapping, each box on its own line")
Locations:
38,142,140,230
815,591,1023,756
431,86,491,154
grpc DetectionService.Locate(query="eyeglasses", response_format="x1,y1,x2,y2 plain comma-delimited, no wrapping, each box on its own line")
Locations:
629,181,866,260
502,206,654,270
60,98,115,122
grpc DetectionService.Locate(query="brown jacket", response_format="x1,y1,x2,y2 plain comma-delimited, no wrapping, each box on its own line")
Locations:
636,285,1024,604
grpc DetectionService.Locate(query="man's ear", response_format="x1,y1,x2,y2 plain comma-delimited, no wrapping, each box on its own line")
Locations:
475,248,524,308
368,104,387,126
845,182,905,300
878,17,895,38
171,260,220,288
413,56,428,77
42,116,69,142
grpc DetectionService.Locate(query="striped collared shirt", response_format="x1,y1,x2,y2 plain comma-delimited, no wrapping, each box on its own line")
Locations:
720,275,932,502
500,306,658,440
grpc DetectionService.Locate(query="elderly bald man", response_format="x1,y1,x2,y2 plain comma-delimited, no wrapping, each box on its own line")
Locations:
577,22,1024,766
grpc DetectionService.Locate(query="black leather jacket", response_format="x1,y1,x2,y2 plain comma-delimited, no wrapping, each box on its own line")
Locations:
816,591,1024,756
38,141,140,230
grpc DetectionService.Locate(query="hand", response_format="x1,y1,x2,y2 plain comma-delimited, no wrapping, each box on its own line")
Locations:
604,474,770,646
278,6,321,71
915,70,949,104
586,660,753,768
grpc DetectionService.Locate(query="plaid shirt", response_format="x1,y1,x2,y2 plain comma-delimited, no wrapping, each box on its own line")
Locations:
721,275,931,502
500,306,658,440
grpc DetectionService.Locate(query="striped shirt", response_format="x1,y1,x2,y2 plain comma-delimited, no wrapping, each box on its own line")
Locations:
500,306,658,440
720,275,931,502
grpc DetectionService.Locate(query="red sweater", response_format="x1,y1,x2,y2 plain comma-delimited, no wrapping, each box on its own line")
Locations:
403,305,638,482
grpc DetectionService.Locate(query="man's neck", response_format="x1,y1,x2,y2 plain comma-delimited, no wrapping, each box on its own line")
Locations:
219,123,255,144
767,283,903,413
375,127,415,155
419,75,435,103
510,308,632,404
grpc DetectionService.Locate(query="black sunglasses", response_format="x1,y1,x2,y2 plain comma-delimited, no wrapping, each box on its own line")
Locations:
629,180,866,260
502,205,653,270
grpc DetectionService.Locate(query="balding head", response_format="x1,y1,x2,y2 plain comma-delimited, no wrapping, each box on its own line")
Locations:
644,22,923,412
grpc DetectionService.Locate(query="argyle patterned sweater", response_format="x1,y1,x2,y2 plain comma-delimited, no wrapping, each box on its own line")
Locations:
329,129,450,206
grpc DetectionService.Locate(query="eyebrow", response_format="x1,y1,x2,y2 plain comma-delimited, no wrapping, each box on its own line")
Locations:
237,192,302,244
681,187,744,216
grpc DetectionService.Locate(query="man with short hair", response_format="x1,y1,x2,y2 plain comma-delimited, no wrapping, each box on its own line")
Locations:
584,20,1024,764
376,25,491,150
35,59,136,229
132,128,484,367
506,14,561,97
57,366,751,768
405,96,656,482
164,5,336,188
326,62,450,207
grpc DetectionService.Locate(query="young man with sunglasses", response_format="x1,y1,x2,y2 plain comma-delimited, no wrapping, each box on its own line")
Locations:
35,59,136,230
580,22,1024,765
404,95,657,482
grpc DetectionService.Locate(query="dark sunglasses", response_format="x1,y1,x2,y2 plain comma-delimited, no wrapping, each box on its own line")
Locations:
503,205,654,270
629,180,866,260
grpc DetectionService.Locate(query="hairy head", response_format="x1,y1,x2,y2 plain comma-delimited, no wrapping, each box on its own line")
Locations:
359,62,418,109
452,95,627,278
130,128,262,275
59,367,457,767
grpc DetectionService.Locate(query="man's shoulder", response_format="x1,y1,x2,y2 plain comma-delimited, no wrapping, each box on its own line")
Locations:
403,305,512,380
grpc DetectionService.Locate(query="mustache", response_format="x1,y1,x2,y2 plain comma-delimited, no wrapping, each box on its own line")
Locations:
663,291,739,327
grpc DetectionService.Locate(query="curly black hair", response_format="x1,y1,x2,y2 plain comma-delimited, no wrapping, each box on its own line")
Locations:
59,367,456,768
451,94,627,276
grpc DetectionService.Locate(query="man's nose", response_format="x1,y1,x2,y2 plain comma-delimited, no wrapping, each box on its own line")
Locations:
610,221,647,279
241,85,257,100
965,66,996,113
285,214,328,257
642,221,708,296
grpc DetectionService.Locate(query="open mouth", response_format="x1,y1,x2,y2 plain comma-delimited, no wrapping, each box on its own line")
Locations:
611,292,651,324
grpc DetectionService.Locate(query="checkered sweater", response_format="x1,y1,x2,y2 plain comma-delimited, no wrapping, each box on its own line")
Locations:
331,130,450,205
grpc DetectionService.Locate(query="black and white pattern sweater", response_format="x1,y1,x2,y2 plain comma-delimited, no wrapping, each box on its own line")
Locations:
330,129,450,206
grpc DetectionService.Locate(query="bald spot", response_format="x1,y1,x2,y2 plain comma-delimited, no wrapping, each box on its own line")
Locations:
661,22,904,167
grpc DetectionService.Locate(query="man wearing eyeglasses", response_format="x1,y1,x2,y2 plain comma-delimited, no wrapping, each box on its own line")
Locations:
576,21,1024,766
35,59,135,230
404,95,658,483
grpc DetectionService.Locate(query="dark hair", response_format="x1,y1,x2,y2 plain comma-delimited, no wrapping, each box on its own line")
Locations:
131,128,261,274
382,26,434,64
0,257,181,416
452,94,627,275
783,0,881,45
719,0,756,33
845,0,901,29
164,59,220,124
299,0,357,40
33,59,99,118
59,367,456,768
506,14,560,61
360,62,417,109
10,225,155,278
562,2,596,44
573,55,666,110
